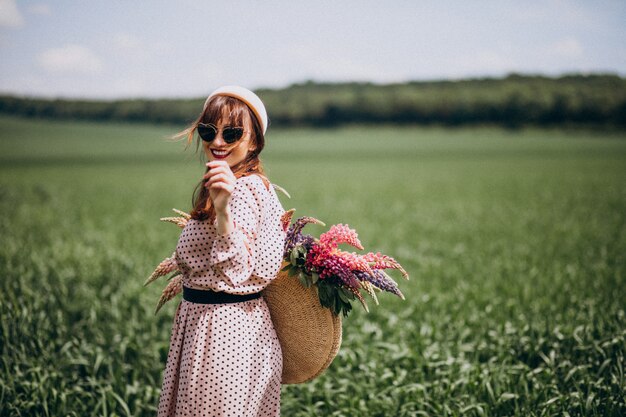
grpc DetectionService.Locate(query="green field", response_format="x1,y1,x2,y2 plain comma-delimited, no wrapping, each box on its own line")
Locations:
0,116,625,416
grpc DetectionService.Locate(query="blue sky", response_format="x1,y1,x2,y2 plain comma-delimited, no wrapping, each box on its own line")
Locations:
0,0,624,99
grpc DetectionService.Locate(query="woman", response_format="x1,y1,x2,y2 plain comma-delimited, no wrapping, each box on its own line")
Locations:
157,86,286,417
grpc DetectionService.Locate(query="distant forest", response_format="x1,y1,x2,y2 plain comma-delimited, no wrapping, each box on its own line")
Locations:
1,74,624,128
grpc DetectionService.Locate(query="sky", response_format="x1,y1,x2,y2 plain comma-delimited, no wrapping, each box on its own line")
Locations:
0,0,624,99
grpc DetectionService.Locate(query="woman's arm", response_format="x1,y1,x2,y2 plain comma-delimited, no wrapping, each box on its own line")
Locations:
208,176,261,288
205,163,285,289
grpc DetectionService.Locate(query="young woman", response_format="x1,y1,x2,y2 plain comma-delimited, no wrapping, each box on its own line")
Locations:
157,86,286,417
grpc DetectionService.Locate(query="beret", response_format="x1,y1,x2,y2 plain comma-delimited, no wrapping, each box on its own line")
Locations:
204,85,268,135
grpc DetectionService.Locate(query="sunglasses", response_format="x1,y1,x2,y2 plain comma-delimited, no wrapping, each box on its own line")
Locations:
197,123,246,144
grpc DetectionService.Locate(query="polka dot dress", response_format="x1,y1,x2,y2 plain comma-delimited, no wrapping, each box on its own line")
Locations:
158,174,286,417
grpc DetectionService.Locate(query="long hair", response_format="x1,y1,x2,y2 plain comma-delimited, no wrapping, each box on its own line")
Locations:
173,95,269,221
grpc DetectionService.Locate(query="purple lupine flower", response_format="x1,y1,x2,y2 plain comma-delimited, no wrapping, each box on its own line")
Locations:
284,217,323,257
318,255,361,290
355,270,404,299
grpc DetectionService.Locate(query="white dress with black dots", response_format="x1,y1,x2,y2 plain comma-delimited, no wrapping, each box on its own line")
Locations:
158,174,286,417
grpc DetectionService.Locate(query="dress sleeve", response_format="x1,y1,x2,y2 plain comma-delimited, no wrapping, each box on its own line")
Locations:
208,177,260,288
250,187,286,284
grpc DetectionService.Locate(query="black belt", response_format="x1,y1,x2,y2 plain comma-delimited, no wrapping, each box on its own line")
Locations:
182,286,261,304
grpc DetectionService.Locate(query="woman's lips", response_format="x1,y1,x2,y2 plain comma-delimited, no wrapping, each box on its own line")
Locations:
211,149,230,159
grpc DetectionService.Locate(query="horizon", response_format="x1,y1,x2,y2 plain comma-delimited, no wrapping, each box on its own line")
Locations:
0,71,622,102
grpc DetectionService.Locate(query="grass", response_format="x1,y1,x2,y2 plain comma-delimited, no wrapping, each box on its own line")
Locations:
0,116,624,416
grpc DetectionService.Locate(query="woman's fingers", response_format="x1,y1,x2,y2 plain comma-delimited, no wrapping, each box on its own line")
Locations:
206,160,233,176
209,182,234,194
204,162,236,182
205,173,231,187
204,166,230,180
207,160,229,169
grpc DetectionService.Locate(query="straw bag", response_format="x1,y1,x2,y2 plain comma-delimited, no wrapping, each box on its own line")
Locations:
262,261,342,384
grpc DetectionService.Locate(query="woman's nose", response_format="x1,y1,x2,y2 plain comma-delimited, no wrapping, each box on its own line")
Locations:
212,130,226,146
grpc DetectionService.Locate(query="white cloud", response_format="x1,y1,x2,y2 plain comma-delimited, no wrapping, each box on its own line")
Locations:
38,45,103,74
0,0,24,27
28,3,51,15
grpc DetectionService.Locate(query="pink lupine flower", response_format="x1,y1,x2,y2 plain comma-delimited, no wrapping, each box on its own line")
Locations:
362,252,409,279
305,244,335,275
319,224,363,250
317,255,361,289
334,250,375,275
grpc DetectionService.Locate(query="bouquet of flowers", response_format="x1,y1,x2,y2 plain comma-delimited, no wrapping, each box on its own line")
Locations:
280,209,409,317
145,208,409,317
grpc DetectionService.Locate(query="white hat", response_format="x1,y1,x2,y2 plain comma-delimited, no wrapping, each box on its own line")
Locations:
204,85,268,135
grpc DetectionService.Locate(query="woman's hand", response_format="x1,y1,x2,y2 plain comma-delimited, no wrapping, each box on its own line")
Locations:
204,161,237,235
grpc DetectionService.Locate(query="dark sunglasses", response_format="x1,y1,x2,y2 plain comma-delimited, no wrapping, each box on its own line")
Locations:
197,123,246,144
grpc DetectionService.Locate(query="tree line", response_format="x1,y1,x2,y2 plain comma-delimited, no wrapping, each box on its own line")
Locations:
1,73,624,128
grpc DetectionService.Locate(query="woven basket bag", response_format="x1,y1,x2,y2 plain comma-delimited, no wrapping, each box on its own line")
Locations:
262,261,342,384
